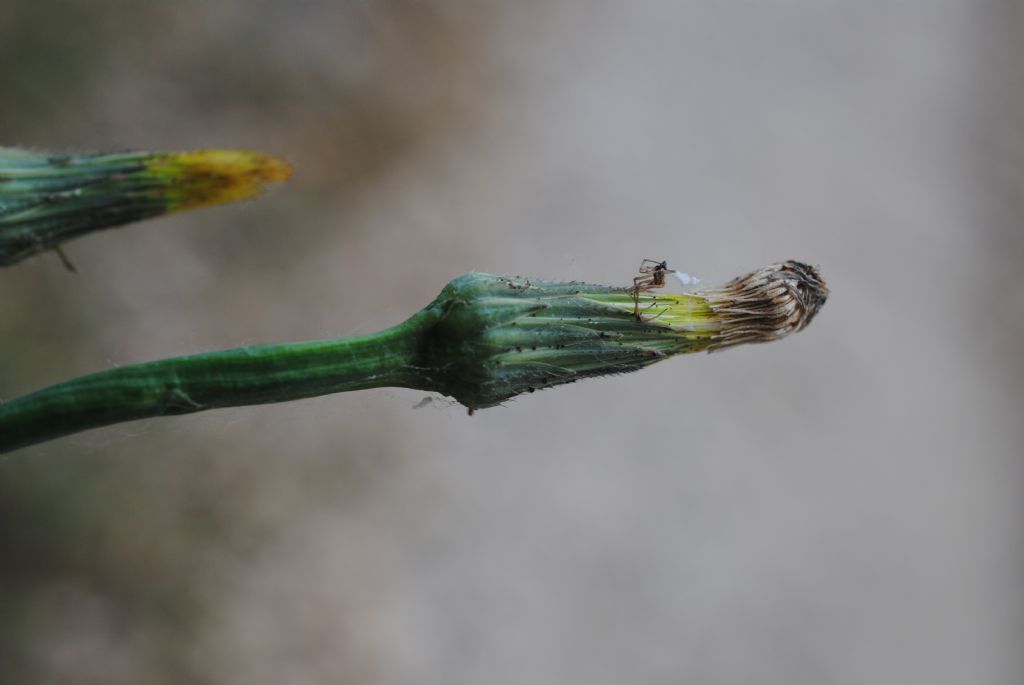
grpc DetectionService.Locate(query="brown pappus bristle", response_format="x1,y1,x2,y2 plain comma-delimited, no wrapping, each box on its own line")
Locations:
702,261,828,349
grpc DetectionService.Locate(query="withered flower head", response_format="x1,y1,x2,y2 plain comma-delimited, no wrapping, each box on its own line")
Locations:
417,260,829,409
701,261,829,349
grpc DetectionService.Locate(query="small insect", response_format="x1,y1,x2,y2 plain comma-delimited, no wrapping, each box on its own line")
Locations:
632,259,669,319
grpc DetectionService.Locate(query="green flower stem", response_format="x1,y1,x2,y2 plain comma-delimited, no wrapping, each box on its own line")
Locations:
0,309,441,453
0,263,828,453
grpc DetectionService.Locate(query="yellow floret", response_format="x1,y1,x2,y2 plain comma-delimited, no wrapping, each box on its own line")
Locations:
147,150,293,211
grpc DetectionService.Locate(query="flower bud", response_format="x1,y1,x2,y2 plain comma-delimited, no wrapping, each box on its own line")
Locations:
416,262,828,409
0,147,291,267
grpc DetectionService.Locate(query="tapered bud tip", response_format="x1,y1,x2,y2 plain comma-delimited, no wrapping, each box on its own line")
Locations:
702,261,828,349
148,150,293,210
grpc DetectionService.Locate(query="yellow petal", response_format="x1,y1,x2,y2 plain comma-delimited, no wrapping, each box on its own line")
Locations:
147,150,293,211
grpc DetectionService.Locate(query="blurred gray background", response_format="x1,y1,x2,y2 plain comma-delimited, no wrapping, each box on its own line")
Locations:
1,2,1021,684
